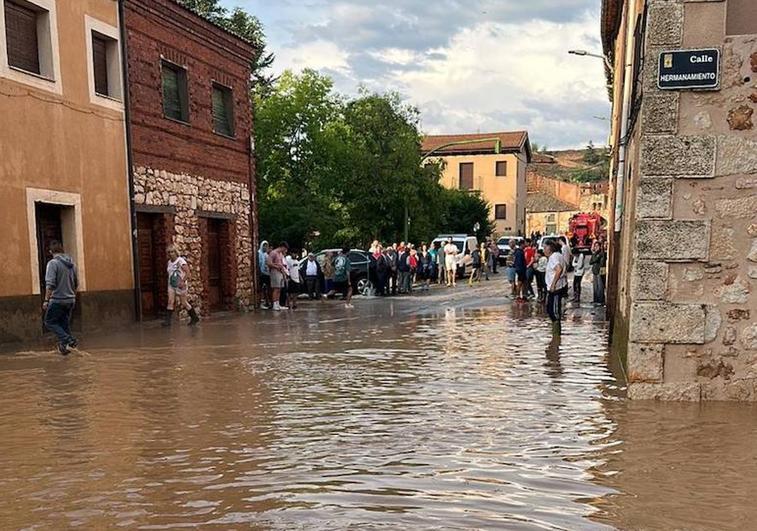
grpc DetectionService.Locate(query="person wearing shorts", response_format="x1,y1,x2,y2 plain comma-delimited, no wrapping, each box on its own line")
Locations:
443,238,458,287
333,247,353,308
163,245,199,327
258,241,271,309
267,242,289,311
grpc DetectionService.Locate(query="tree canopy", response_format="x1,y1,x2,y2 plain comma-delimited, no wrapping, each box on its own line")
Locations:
256,71,493,250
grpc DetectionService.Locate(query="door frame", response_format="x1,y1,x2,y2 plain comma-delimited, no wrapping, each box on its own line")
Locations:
25,188,86,294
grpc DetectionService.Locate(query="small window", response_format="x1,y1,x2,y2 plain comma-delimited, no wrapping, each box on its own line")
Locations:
162,60,189,123
495,204,507,220
547,213,556,222
496,161,507,177
5,0,40,74
91,32,109,96
212,83,234,137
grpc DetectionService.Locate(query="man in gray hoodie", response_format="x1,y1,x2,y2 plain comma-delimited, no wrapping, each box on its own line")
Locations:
43,240,78,355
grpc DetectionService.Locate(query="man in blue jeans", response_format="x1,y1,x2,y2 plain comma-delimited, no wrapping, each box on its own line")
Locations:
42,240,79,355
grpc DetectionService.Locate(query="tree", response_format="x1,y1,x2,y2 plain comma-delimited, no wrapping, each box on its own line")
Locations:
177,0,274,91
437,188,494,241
584,140,601,165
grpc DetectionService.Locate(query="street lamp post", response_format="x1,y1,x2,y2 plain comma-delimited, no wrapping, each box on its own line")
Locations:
568,49,612,72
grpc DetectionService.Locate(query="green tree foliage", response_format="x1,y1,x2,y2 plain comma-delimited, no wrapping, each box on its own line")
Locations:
572,141,610,182
256,71,494,250
177,0,274,90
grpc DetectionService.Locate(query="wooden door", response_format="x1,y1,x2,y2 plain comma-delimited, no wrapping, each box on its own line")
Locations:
35,203,63,295
137,213,159,319
207,218,222,311
459,163,474,191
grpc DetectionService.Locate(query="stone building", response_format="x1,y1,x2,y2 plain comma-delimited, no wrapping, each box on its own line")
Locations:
422,132,532,237
602,0,757,400
0,0,134,342
124,0,257,318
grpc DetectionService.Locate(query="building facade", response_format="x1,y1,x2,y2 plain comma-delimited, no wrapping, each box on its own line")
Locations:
124,0,256,319
603,0,757,400
0,0,134,342
422,132,531,237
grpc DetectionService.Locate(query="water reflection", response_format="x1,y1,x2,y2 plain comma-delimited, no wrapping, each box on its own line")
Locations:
0,294,755,529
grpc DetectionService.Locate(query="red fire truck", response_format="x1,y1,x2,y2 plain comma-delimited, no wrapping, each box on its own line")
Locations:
568,212,605,251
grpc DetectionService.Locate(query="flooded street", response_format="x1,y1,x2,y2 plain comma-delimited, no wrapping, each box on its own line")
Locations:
1,281,756,530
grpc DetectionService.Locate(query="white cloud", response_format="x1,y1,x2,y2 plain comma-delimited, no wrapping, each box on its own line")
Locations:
275,40,350,75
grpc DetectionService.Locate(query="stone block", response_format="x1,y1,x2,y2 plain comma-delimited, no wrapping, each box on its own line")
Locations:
642,93,679,134
704,305,722,343
630,260,669,300
647,2,683,46
743,324,757,350
628,343,664,383
714,195,757,220
717,136,757,176
636,178,673,219
628,382,701,401
630,302,706,344
635,220,710,261
641,136,716,178
701,380,757,402
714,276,751,304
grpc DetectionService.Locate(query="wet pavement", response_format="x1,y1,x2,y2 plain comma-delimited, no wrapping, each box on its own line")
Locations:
1,279,756,529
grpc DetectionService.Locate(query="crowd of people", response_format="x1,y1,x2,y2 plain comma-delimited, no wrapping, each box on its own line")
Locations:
39,234,606,353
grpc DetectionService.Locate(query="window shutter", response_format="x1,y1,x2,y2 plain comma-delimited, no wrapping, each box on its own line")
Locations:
459,163,474,190
92,33,109,96
212,85,233,136
496,161,507,176
5,1,40,74
162,65,181,120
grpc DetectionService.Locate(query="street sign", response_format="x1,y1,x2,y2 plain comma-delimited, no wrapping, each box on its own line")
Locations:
658,48,720,90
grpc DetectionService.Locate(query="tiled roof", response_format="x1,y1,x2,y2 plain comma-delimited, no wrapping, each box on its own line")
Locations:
526,192,579,213
422,131,531,160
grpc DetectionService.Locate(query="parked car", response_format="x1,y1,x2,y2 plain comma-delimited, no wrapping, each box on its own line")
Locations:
431,234,478,278
302,249,375,296
496,236,524,265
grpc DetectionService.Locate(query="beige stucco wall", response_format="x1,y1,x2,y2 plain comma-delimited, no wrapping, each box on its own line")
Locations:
0,0,133,298
435,152,528,237
609,0,757,401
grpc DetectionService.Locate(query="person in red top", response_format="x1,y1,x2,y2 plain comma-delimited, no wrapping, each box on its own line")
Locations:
524,238,537,299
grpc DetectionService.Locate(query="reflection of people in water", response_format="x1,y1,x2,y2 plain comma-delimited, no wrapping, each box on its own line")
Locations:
545,334,563,379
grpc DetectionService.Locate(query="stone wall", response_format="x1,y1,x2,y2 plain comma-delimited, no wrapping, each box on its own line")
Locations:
625,0,757,401
134,167,253,314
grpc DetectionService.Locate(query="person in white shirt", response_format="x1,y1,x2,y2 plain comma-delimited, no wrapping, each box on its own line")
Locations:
545,240,568,335
443,238,459,287
163,245,199,327
286,252,301,309
571,248,590,303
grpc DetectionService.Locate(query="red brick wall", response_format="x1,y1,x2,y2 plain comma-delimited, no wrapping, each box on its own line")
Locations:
124,0,256,185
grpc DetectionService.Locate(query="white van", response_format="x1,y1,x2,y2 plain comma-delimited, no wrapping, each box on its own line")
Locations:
432,234,478,277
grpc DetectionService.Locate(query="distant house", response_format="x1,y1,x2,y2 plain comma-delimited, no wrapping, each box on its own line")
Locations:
422,131,532,236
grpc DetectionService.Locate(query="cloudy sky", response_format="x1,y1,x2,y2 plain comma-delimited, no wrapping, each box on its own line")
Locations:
220,0,610,149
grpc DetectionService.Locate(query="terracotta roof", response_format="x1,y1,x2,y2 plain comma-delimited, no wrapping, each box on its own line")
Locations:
422,131,531,161
526,192,579,213
601,0,622,61
531,152,556,164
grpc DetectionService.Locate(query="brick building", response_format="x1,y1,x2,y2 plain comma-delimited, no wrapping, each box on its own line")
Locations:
124,0,257,318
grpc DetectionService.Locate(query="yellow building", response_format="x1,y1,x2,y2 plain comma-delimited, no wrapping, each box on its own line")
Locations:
422,132,532,236
525,193,579,237
0,0,134,342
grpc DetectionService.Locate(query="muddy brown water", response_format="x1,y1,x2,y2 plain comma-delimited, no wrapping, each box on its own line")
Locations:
1,286,756,529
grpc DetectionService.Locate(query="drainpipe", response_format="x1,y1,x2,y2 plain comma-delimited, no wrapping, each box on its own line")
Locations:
118,0,142,321
613,2,637,233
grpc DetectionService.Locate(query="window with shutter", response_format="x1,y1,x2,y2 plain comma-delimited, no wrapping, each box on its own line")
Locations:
5,0,40,74
161,61,189,122
92,32,109,96
495,205,507,220
459,163,474,190
212,84,234,137
496,161,507,177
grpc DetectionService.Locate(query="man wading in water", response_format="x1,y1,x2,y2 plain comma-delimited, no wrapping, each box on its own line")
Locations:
544,240,567,336
43,240,79,355
163,245,200,327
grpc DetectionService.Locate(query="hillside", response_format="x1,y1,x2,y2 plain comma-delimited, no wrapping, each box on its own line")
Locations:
528,145,610,183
